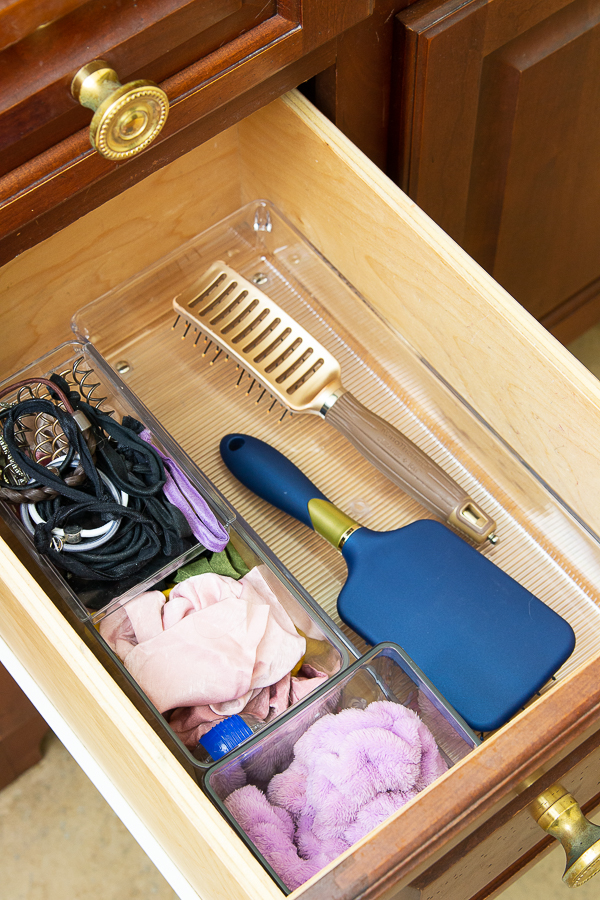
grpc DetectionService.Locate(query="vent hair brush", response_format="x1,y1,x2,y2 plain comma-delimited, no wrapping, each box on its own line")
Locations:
173,261,496,544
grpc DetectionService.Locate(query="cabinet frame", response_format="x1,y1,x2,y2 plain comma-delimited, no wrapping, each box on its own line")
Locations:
2,90,600,900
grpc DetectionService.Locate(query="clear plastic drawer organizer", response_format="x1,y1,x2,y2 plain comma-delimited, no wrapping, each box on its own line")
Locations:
71,198,600,721
0,341,233,616
0,340,350,777
206,643,479,894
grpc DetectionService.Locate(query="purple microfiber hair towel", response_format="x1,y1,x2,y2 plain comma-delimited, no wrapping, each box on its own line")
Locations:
224,700,448,890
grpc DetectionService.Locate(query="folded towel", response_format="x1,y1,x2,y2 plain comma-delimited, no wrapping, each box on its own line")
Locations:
225,700,447,890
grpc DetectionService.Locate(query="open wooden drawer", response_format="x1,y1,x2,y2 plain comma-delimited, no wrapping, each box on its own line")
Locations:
2,91,600,900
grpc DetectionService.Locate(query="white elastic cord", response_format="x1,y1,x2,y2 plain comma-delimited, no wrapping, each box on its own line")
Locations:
20,469,129,552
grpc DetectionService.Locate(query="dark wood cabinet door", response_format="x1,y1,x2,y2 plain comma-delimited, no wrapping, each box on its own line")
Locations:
0,0,372,264
393,0,600,341
0,662,49,789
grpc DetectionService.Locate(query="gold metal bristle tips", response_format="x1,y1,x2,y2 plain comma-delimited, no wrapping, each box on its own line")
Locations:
173,312,290,422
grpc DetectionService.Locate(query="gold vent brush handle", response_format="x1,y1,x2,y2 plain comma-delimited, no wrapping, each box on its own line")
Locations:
325,392,496,544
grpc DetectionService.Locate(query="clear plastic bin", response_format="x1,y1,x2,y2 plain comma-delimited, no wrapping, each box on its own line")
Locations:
0,340,352,778
0,340,231,617
205,642,479,893
72,198,600,726
92,549,351,778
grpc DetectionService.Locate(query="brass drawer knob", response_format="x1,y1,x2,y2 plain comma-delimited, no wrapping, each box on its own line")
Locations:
71,60,169,161
530,783,600,887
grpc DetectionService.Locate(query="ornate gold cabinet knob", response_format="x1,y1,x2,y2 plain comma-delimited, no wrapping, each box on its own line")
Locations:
71,60,169,160
529,783,600,887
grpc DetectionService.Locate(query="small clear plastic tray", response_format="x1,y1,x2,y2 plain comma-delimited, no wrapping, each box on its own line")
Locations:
0,340,233,618
205,642,479,893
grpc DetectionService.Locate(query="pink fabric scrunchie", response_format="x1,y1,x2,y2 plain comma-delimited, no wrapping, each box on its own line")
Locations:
99,566,328,747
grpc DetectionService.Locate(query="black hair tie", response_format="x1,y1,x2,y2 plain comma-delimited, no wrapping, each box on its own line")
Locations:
3,398,102,501
80,404,165,497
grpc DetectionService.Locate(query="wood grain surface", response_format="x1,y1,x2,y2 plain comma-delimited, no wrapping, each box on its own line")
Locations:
392,0,600,336
0,0,371,264
240,91,600,539
307,0,413,171
0,662,49,789
1,90,600,900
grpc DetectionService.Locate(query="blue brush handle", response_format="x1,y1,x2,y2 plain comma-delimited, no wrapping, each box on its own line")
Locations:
220,433,328,529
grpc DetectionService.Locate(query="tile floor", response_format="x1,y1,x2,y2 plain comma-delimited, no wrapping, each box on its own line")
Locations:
0,732,178,900
2,324,600,900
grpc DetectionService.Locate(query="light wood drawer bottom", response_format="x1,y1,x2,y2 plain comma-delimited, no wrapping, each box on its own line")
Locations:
1,91,600,900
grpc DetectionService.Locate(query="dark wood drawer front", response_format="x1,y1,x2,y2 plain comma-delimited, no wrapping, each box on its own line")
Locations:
1,0,251,175
0,0,371,264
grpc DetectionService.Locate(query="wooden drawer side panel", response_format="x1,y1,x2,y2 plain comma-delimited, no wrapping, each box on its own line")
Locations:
0,540,283,900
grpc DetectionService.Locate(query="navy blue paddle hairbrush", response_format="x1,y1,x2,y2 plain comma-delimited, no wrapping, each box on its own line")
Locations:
220,433,576,732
